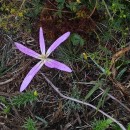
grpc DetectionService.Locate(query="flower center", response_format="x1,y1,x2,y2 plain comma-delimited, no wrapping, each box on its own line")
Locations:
39,54,47,60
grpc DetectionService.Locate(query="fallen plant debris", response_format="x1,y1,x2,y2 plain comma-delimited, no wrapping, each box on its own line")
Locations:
110,45,130,73
42,73,126,130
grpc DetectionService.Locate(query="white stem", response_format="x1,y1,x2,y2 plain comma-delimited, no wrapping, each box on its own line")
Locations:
42,73,126,130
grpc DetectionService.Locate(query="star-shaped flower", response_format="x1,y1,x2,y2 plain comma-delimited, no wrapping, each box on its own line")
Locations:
15,27,72,92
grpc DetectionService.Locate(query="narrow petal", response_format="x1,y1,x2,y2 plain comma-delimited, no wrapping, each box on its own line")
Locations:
46,32,70,56
45,59,72,72
15,42,40,59
20,61,44,92
39,27,45,54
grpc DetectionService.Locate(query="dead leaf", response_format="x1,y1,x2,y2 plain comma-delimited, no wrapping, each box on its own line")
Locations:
110,46,130,68
110,46,130,78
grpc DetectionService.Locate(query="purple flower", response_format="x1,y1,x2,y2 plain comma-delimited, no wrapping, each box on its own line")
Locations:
15,27,72,92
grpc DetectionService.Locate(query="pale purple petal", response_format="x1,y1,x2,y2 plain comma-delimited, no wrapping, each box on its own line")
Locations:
46,32,70,56
45,59,72,72
20,61,44,92
15,42,40,59
39,27,45,54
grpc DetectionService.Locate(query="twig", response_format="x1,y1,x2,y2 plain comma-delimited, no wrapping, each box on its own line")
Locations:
19,0,26,10
87,0,97,19
100,88,130,112
42,73,126,130
0,78,15,85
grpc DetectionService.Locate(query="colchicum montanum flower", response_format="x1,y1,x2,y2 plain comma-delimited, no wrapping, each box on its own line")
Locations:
15,27,72,92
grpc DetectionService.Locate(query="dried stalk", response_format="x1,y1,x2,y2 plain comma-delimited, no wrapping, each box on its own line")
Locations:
42,73,126,130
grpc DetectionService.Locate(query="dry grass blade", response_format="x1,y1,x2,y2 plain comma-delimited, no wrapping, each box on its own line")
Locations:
108,77,129,96
74,81,130,113
100,88,130,112
0,60,32,86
